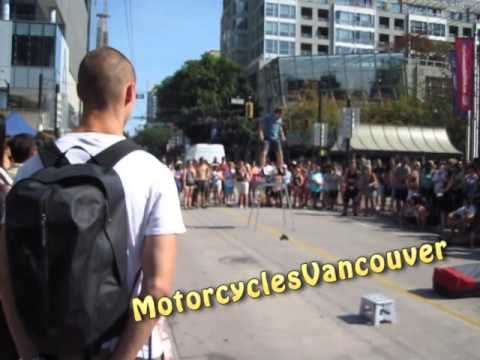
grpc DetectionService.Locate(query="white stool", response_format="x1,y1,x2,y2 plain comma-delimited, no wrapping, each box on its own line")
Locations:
359,294,396,326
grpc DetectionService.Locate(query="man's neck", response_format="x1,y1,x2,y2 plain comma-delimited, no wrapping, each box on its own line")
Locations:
75,110,124,135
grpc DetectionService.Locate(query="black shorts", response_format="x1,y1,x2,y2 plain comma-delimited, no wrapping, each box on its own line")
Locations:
344,189,358,200
394,188,408,201
196,180,207,194
383,185,392,197
328,190,338,201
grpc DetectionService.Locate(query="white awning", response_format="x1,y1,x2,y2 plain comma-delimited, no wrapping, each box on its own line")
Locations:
331,124,461,155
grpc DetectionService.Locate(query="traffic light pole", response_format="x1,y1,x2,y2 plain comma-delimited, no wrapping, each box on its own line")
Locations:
474,23,480,159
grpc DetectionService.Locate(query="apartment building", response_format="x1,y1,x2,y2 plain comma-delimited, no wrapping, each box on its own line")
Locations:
221,0,480,69
0,0,91,134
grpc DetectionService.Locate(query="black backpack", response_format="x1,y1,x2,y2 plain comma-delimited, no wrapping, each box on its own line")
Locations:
5,139,142,356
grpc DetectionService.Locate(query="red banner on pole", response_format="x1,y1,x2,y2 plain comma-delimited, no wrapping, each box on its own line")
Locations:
455,38,474,114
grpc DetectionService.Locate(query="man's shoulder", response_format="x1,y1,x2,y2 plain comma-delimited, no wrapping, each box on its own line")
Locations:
118,150,170,176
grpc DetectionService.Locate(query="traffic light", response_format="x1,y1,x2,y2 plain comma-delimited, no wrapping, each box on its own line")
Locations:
245,99,254,120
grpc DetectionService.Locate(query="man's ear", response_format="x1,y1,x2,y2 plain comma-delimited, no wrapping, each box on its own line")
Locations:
125,83,136,107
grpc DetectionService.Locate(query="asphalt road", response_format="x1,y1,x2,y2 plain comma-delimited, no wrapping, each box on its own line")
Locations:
169,207,480,360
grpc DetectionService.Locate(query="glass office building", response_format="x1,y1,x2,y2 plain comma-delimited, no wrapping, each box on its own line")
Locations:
258,52,406,111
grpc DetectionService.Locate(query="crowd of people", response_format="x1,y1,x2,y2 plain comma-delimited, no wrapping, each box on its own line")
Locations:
170,155,480,247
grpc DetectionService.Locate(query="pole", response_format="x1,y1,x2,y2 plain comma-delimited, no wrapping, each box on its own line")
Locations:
345,138,351,163
317,81,322,124
466,110,471,162
474,23,480,159
38,73,43,109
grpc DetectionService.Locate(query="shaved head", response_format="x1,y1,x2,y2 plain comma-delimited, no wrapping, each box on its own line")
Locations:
77,47,136,110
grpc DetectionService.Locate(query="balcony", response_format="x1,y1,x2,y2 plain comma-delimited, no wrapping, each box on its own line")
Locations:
301,26,313,39
301,8,313,21
318,9,329,22
317,28,329,40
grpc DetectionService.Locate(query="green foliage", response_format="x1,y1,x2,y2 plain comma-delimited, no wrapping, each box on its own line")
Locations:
285,84,341,135
134,126,171,158
155,54,251,135
360,92,465,151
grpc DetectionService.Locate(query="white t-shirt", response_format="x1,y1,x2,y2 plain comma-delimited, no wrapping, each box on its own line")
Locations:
15,132,186,359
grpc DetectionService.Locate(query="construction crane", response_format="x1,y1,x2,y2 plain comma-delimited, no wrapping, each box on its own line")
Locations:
96,0,109,48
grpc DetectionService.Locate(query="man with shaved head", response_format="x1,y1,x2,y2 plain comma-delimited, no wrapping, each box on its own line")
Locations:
0,47,185,359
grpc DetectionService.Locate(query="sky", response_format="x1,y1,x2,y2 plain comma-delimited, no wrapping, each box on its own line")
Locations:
91,0,223,134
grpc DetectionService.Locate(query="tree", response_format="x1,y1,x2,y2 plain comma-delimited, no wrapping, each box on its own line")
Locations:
155,53,253,145
360,80,465,151
134,126,171,159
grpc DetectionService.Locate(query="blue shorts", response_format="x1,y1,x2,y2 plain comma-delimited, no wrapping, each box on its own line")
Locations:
263,139,282,154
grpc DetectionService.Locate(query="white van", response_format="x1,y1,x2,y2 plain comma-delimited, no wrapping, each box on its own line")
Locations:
184,144,226,164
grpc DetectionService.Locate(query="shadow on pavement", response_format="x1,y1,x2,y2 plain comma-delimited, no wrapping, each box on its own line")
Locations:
410,287,480,300
408,288,444,300
337,314,369,326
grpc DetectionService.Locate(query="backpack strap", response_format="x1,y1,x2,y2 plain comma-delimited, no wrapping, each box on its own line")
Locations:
38,141,70,168
89,139,143,168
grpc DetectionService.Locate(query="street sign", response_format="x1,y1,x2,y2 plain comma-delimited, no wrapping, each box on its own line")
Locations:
231,97,245,106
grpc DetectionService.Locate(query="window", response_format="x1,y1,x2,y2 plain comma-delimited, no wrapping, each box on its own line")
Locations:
336,46,355,55
336,11,354,26
279,4,295,19
449,26,458,37
318,45,329,55
391,3,401,13
11,23,56,67
265,39,279,54
410,21,445,37
335,0,372,7
379,17,390,29
265,21,278,35
301,7,312,20
430,23,445,37
12,35,55,67
318,9,329,21
394,18,404,30
358,14,374,27
408,5,443,17
410,20,427,34
279,22,295,37
379,34,389,43
317,27,329,39
357,31,374,45
266,2,278,17
279,41,295,55
377,1,387,11
336,29,374,45
301,25,312,38
11,3,36,21
463,27,472,37
336,11,374,27
449,12,463,21
336,29,354,43
301,43,312,56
